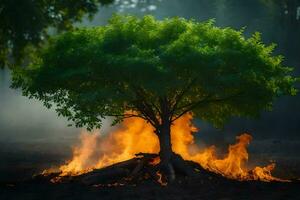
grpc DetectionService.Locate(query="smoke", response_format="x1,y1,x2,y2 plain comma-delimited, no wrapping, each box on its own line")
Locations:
0,69,113,145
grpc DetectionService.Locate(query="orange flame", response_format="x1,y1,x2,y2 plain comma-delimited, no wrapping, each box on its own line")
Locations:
44,113,288,182
149,157,161,166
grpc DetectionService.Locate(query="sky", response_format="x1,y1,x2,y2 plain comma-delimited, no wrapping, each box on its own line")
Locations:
0,0,299,156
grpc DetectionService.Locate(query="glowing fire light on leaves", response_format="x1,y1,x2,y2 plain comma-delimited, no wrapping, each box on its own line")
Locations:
44,114,288,182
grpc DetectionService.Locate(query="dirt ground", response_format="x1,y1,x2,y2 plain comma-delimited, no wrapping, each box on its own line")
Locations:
1,142,300,200
1,175,300,200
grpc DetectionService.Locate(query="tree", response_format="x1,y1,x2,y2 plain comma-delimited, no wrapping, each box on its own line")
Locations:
0,0,113,68
12,15,298,181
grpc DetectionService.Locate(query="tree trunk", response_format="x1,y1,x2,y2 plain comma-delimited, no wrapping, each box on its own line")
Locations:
156,122,175,181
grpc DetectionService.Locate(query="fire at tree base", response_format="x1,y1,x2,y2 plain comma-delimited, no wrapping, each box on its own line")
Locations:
40,114,290,185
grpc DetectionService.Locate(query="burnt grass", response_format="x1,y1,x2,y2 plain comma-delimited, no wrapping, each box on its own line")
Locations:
1,157,300,200
1,173,300,200
1,145,300,200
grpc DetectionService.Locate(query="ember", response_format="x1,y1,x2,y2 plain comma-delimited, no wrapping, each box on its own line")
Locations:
156,171,168,186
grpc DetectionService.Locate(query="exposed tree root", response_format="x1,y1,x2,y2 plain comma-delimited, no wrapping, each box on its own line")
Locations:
39,152,207,186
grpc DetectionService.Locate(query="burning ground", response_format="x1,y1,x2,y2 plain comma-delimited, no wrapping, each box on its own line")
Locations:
42,114,289,183
1,115,300,200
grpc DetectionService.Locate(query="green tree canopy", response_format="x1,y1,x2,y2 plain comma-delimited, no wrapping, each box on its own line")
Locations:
0,0,113,67
13,15,298,177
13,15,298,130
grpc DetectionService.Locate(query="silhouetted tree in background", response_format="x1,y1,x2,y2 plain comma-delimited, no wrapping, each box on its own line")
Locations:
0,0,114,68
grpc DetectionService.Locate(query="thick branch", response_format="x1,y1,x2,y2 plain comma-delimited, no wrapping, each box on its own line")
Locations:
169,78,197,119
131,86,161,127
171,93,242,122
136,87,162,116
159,96,171,122
133,101,160,127
108,113,156,127
108,113,144,119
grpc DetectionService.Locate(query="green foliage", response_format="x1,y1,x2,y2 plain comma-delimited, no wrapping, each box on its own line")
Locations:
0,0,113,68
12,15,298,130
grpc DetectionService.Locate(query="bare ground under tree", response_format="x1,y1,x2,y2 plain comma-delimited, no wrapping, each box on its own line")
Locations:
1,153,300,200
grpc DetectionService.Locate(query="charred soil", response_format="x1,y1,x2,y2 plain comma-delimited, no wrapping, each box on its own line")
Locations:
1,154,300,200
